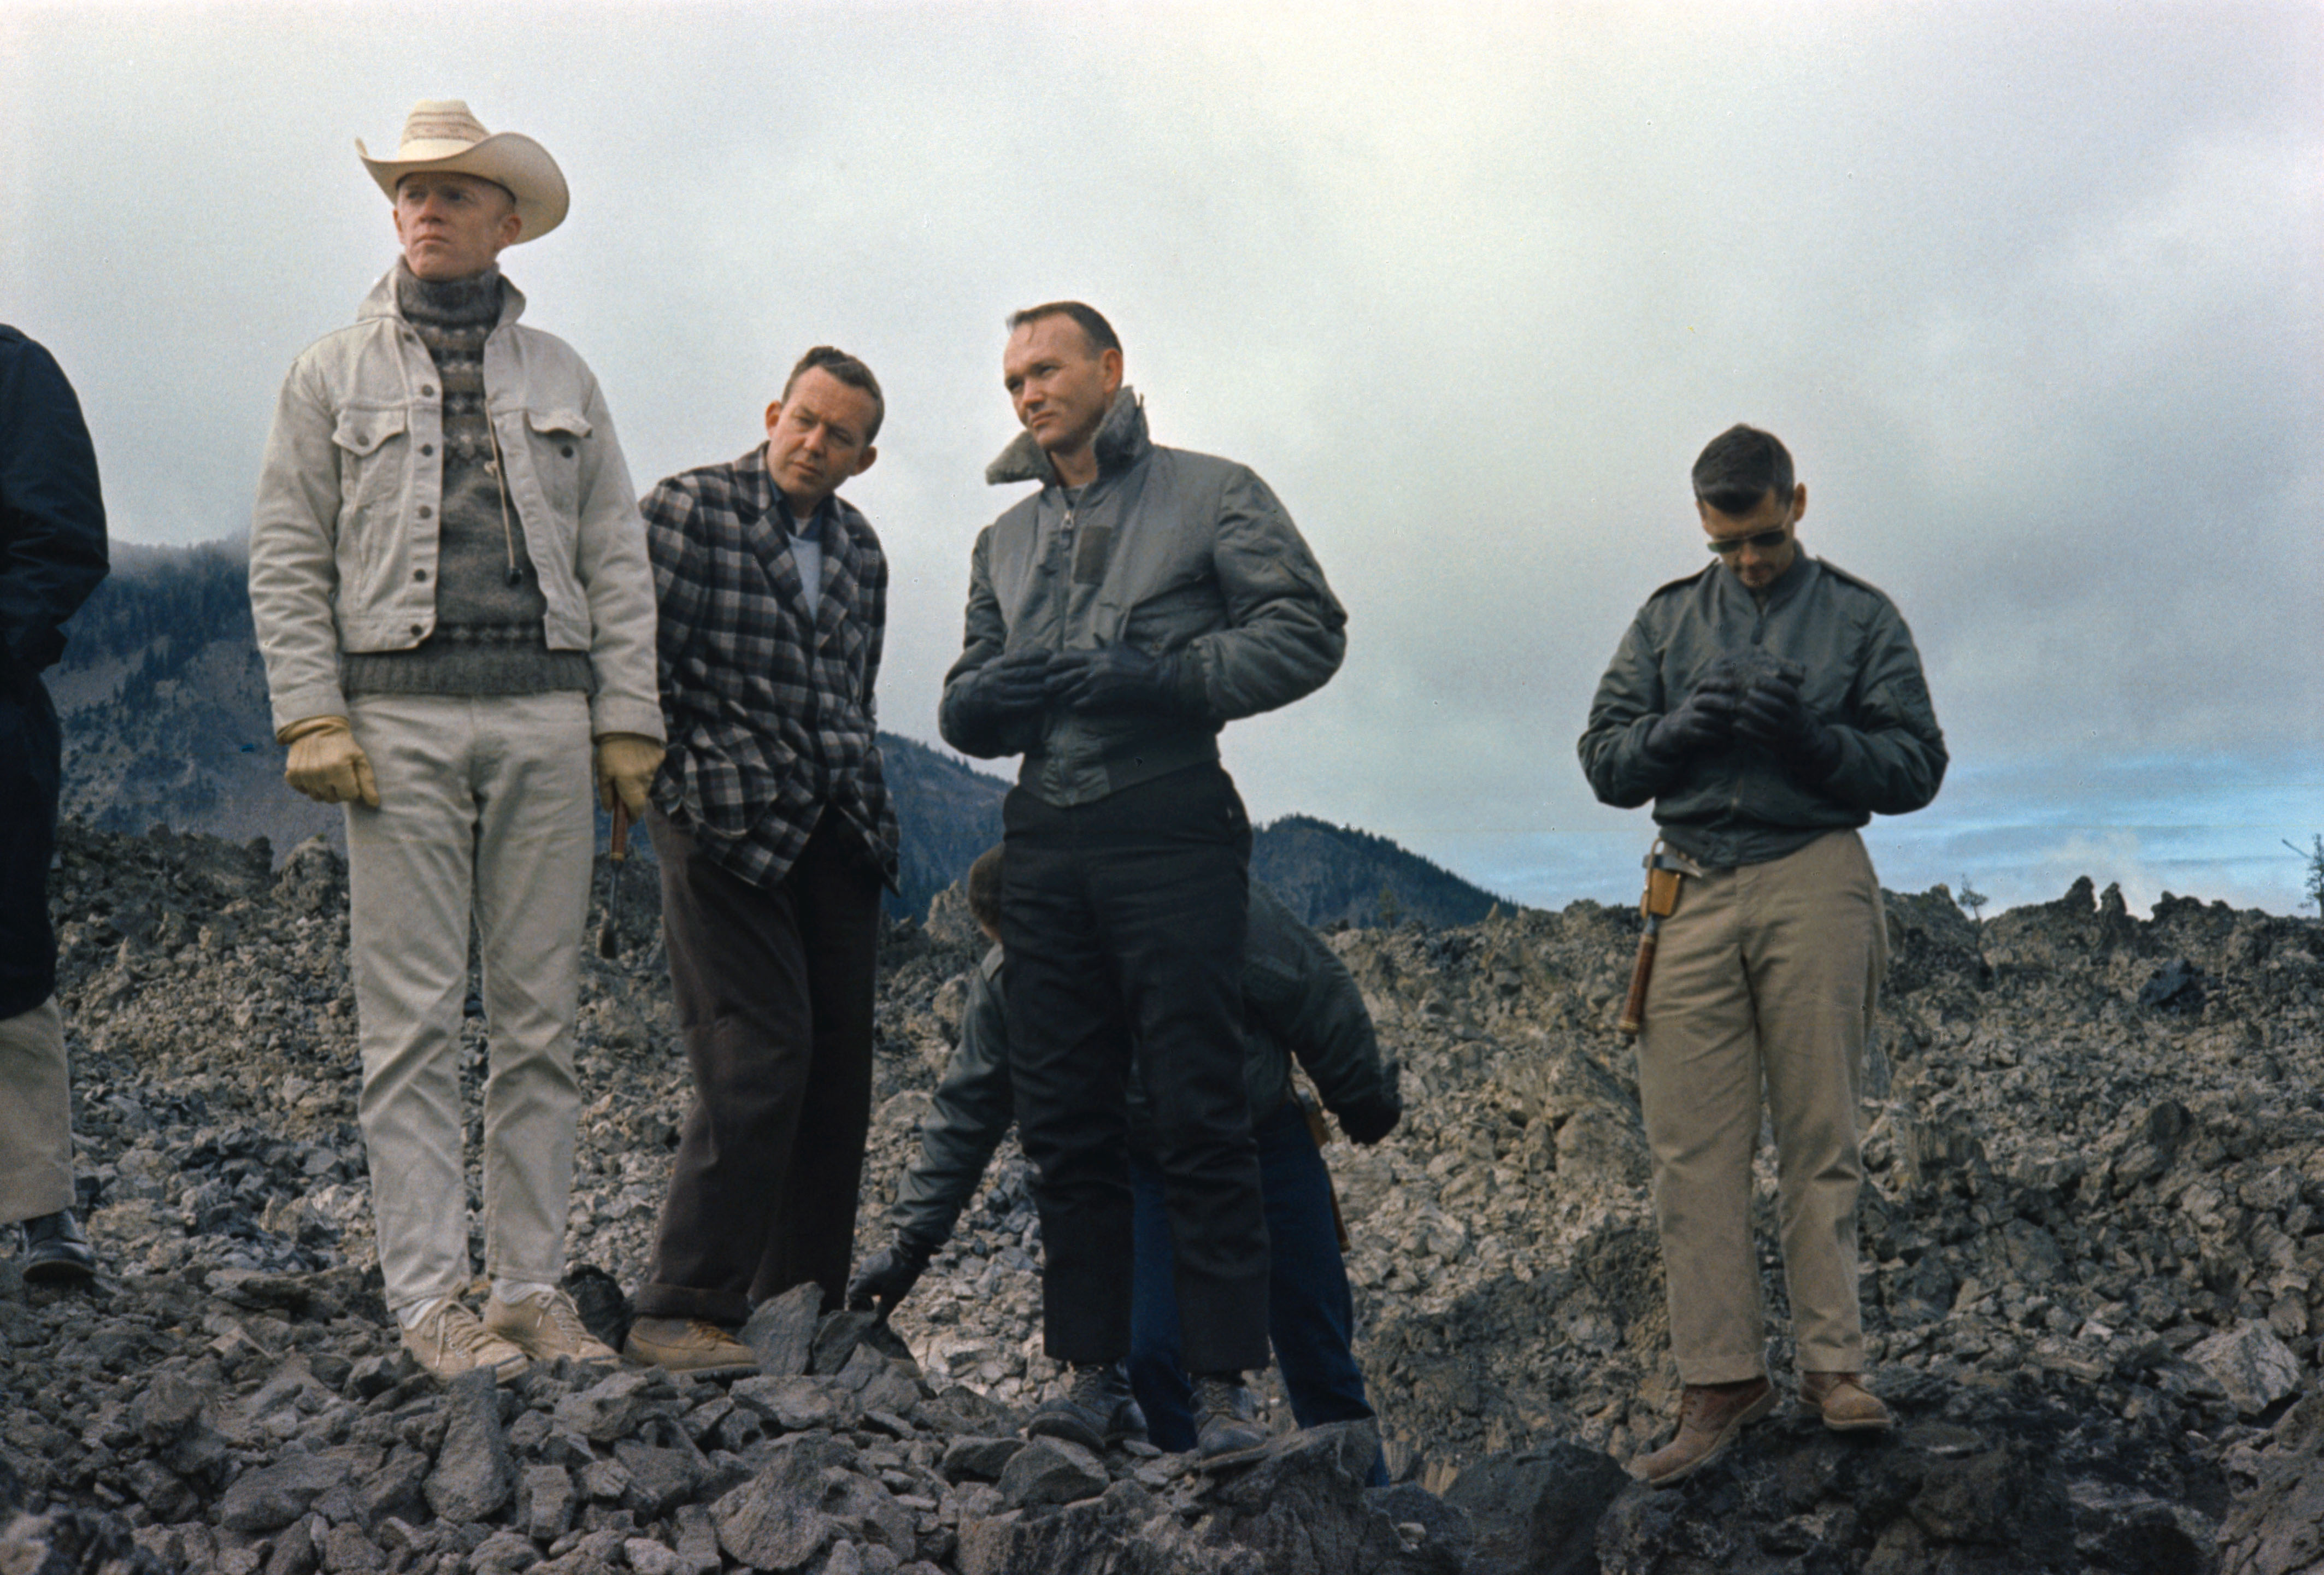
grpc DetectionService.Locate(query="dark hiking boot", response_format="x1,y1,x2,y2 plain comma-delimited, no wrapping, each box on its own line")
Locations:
1192,1372,1267,1458
1629,1376,1776,1487
1799,1370,1892,1431
1026,1361,1148,1450
21,1209,95,1284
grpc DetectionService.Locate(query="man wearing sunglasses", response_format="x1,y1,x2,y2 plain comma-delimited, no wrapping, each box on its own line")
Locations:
1576,424,1946,1487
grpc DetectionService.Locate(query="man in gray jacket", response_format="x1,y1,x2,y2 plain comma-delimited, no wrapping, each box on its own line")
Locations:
849,850,1399,1471
249,102,663,1379
938,303,1346,1456
1579,424,1946,1485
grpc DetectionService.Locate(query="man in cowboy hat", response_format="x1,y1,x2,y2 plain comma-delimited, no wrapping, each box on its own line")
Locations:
249,101,663,1379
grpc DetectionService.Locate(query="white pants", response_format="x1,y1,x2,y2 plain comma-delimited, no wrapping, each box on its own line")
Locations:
344,692,593,1309
0,997,72,1222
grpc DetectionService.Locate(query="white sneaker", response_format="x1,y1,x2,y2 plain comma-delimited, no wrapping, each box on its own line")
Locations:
402,1299,530,1382
485,1287,620,1366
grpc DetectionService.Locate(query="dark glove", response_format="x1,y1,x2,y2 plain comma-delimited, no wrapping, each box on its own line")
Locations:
1733,663,1842,781
846,1234,936,1318
1336,1096,1402,1146
1045,644,1207,717
1644,666,1741,764
949,648,1058,733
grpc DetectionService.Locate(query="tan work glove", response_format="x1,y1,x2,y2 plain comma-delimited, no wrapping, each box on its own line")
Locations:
595,733,663,817
279,716,379,807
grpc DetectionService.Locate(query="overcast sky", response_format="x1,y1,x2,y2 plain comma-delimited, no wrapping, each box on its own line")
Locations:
5,1,2319,915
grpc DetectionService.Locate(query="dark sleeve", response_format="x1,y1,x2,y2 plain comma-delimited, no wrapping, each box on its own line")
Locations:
890,953,1017,1247
1576,609,1678,809
1185,467,1348,720
937,527,1039,758
1820,599,1948,816
0,332,109,674
1243,887,1399,1118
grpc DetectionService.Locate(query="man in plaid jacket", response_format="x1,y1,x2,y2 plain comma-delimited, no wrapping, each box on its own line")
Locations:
622,346,899,1375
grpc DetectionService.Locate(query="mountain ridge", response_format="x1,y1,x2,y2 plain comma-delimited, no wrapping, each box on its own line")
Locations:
50,539,1509,927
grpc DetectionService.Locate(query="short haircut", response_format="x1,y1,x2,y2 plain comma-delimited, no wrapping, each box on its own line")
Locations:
782,346,885,442
966,844,1005,931
1691,424,1795,517
1005,301,1121,358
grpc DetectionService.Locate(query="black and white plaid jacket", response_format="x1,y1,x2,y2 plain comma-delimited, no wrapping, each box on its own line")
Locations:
643,443,898,891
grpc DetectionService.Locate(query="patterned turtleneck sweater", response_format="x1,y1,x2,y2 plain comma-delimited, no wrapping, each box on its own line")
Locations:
339,263,592,698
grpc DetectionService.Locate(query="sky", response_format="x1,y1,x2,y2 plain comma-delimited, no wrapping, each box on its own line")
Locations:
4,1,2320,916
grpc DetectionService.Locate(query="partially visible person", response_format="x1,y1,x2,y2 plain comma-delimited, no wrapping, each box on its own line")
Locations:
849,847,1399,1474
622,347,898,1376
249,101,661,1378
1578,423,1946,1486
938,302,1347,1456
0,326,110,1284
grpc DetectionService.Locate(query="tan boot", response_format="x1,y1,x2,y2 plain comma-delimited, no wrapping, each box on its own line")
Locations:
1629,1377,1776,1488
623,1316,760,1377
401,1300,529,1383
1798,1370,1892,1431
485,1288,620,1366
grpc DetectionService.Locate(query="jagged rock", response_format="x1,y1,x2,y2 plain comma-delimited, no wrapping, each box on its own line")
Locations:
732,1373,856,1434
813,1311,885,1376
1202,1423,1467,1574
1440,1441,1628,1574
743,1284,823,1377
938,1437,1024,1484
555,1371,656,1444
993,1437,1107,1508
2221,1390,2324,1575
2187,1323,2304,1417
218,1448,380,1533
715,1431,858,1570
522,1464,578,1543
423,1369,516,1523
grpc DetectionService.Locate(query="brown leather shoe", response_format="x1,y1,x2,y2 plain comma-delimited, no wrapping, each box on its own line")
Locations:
1628,1377,1776,1488
622,1315,760,1377
1798,1370,1892,1431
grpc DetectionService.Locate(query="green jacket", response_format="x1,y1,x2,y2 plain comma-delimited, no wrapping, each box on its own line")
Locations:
938,390,1346,806
887,881,1398,1249
1578,553,1946,868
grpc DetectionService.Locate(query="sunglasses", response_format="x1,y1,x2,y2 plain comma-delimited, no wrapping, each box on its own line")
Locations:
1707,529,1789,555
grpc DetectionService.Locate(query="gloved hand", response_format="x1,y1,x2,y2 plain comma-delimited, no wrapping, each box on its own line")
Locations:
950,647,1059,733
595,734,664,816
1733,664,1843,781
1335,1095,1403,1146
846,1234,937,1318
1644,666,1741,764
1045,644,1206,717
281,716,379,808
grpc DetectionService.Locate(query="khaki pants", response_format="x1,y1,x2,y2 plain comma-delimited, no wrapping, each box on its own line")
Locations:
1637,829,1887,1383
0,998,72,1222
344,692,593,1310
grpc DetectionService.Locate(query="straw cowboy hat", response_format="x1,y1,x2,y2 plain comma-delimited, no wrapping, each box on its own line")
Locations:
357,101,568,243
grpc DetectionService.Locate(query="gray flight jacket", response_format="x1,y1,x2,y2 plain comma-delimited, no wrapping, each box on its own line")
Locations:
1577,553,1947,869
886,881,1399,1250
938,389,1346,807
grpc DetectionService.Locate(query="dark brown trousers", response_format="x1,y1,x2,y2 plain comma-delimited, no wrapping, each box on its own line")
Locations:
634,809,882,1324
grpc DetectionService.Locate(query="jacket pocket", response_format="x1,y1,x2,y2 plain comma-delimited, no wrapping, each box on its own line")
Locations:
525,407,592,521
332,405,408,514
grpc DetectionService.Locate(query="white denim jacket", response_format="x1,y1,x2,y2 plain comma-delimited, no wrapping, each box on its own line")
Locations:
248,269,663,741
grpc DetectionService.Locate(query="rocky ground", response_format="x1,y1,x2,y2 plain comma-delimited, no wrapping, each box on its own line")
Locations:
5,819,2323,1572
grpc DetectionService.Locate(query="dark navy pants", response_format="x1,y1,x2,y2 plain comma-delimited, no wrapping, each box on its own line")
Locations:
1129,1097,1387,1484
0,668,61,1022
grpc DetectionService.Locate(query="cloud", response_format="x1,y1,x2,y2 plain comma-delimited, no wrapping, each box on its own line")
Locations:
4,1,2317,910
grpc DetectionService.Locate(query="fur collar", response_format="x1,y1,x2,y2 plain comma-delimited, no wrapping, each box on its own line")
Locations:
985,388,1150,487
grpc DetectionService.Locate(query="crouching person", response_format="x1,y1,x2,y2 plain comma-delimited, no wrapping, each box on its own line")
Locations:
249,102,663,1377
849,848,1401,1477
